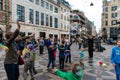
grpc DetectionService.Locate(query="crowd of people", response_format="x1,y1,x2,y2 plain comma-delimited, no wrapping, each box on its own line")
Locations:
0,22,120,80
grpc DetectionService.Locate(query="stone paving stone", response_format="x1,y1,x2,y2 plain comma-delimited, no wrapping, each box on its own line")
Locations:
83,74,96,80
35,74,51,80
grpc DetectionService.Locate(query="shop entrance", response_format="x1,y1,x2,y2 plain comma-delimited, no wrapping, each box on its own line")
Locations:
39,32,46,38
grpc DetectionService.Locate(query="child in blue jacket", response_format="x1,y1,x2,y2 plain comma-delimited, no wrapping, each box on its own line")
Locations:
111,39,120,80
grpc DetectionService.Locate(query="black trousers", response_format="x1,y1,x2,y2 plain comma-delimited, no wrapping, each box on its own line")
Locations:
88,49,93,58
59,58,65,69
65,54,71,63
39,46,44,54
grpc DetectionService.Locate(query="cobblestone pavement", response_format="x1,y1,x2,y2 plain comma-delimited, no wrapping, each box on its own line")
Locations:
0,43,116,80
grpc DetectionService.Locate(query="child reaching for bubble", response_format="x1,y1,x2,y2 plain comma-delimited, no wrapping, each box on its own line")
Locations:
22,44,35,80
78,48,85,69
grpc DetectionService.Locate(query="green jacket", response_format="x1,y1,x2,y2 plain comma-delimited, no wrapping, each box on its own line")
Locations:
56,70,83,80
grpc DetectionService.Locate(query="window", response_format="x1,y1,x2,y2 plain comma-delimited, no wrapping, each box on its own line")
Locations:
61,14,63,19
111,6,117,11
29,9,34,24
29,0,34,2
111,13,117,18
46,14,49,26
46,2,49,9
61,7,63,11
111,20,117,25
36,0,39,5
17,5,25,22
50,16,52,27
41,0,44,7
0,0,3,10
41,13,44,25
64,16,66,20
50,4,53,11
67,16,69,21
54,18,58,28
103,6,108,12
61,23,63,29
105,14,108,19
105,7,108,12
35,11,39,25
55,7,58,13
105,21,108,26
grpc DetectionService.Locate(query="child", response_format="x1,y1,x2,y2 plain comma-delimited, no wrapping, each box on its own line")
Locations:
22,44,35,80
111,39,120,80
47,45,55,70
78,48,85,69
65,41,72,63
52,63,83,80
53,45,57,67
58,44,65,70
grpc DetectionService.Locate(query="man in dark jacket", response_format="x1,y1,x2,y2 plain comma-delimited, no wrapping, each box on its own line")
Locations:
88,35,94,63
4,21,20,80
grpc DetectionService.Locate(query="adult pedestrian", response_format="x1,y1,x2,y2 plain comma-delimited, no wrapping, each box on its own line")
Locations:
88,35,94,63
78,37,82,49
39,37,44,54
111,39,120,80
4,21,20,80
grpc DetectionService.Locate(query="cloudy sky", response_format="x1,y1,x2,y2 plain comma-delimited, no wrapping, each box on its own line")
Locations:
66,0,103,32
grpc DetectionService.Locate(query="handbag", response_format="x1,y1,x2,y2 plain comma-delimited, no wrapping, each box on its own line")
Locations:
18,55,24,65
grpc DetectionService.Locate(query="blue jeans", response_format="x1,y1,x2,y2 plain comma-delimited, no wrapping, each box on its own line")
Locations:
79,43,82,49
47,58,55,69
115,64,120,80
4,64,19,80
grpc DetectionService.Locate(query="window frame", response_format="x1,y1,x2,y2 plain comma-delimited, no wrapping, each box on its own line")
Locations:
41,13,44,25
35,11,39,25
0,0,3,10
35,0,39,5
17,4,25,22
41,0,44,7
29,9,34,24
46,14,49,26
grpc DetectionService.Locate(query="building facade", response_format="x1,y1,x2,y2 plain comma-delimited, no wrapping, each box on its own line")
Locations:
11,0,62,39
59,0,71,39
70,10,87,36
101,0,120,40
0,0,11,32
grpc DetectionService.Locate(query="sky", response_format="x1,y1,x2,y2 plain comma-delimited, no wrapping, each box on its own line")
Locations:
66,0,103,32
